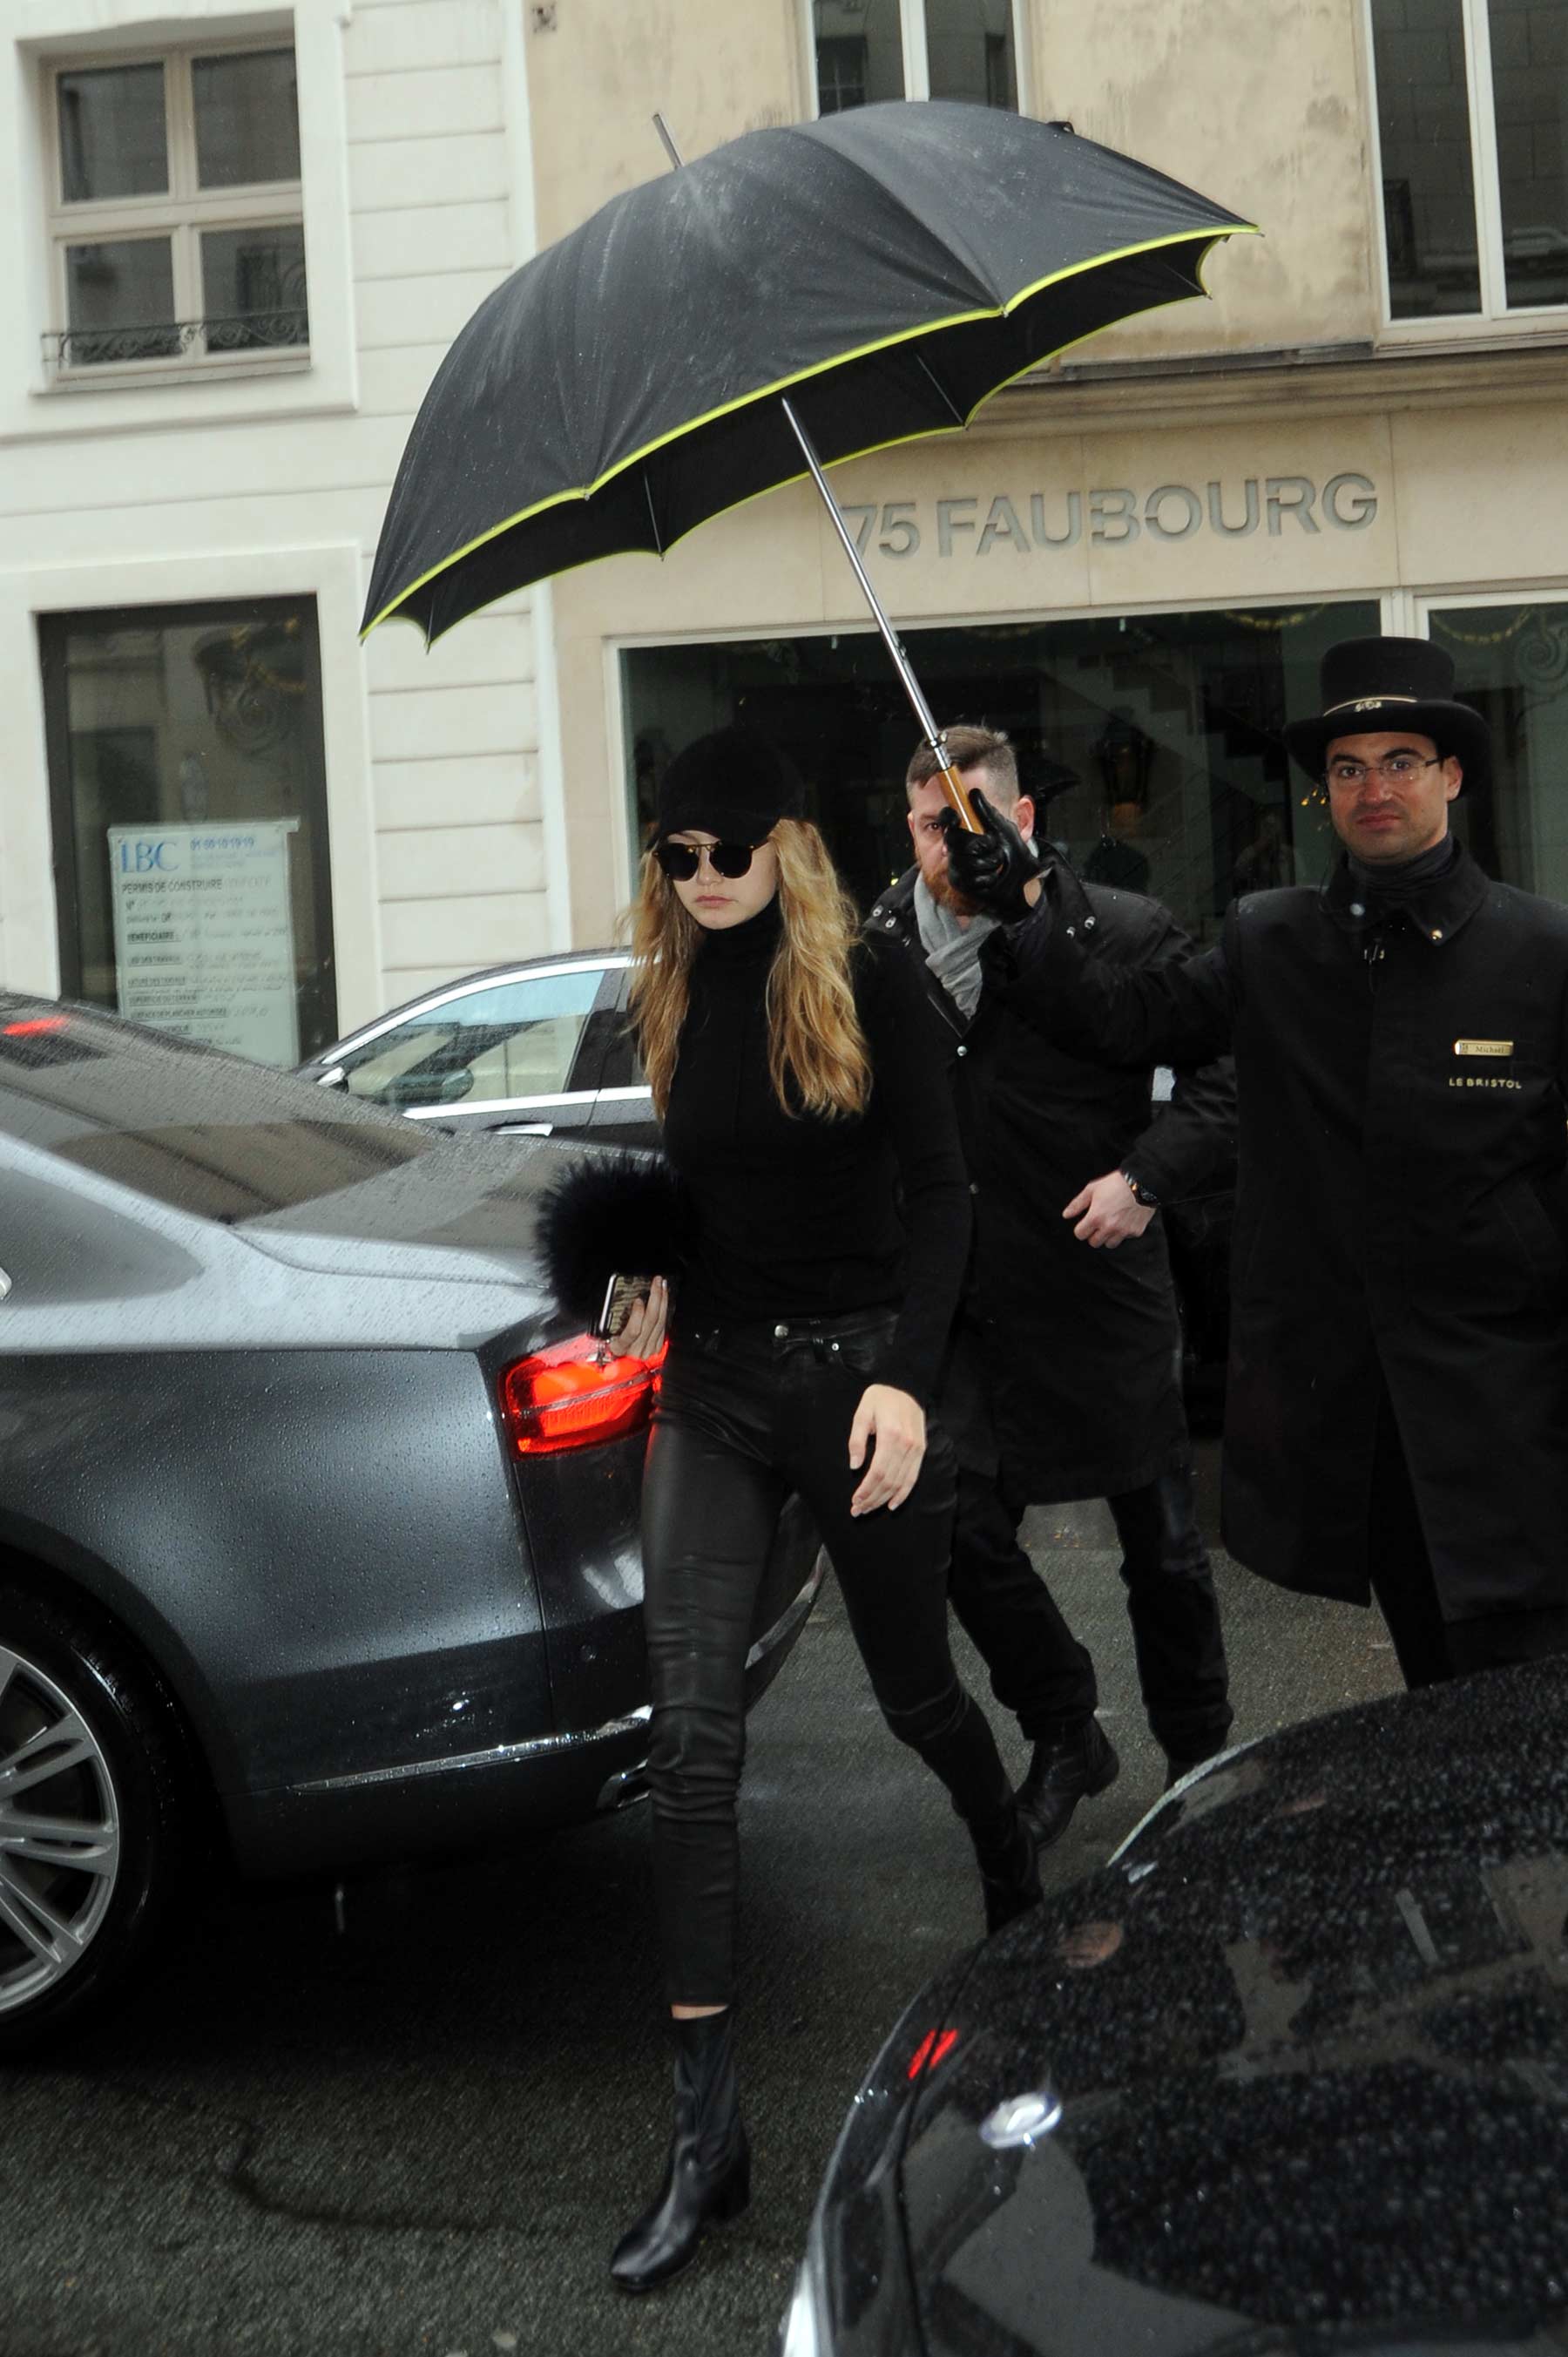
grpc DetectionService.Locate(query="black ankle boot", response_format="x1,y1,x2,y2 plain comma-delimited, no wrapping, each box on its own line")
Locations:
1017,1716,1119,1849
610,2011,750,2293
971,1797,1043,1936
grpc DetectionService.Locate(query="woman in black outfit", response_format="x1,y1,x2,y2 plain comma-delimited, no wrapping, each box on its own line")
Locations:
605,728,1039,2294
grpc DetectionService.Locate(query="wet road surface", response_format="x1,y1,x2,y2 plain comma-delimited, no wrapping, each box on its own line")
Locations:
0,1450,1402,2356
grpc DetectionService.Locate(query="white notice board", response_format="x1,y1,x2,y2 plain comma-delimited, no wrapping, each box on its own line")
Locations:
108,820,301,1066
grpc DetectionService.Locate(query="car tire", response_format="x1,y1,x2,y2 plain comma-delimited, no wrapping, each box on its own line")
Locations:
0,1580,200,2058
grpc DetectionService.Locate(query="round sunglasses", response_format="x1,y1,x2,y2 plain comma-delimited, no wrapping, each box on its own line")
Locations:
654,836,769,881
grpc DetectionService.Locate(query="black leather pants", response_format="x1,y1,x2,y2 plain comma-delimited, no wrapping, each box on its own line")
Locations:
641,1311,1013,2007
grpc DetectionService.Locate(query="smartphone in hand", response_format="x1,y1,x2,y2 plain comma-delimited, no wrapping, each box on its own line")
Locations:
594,1271,654,1343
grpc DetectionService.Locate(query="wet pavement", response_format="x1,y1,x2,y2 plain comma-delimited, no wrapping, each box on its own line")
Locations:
0,1447,1401,2357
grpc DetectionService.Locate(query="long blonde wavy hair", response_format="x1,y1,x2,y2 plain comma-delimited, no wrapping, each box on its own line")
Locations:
627,817,872,1121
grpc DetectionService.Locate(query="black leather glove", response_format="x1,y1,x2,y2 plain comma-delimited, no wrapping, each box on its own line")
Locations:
939,786,1041,922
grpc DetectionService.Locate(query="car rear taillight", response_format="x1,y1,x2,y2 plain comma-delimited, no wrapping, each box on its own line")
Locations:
498,1337,666,1456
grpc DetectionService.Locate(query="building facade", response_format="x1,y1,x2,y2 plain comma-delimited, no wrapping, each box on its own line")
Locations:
2,0,1565,1057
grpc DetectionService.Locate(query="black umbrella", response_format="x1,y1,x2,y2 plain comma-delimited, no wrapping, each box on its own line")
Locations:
363,102,1253,820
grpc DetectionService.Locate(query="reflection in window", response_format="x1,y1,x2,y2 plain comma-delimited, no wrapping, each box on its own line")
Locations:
1370,0,1568,319
47,43,305,372
1371,0,1482,318
1489,0,1568,309
64,237,180,364
624,604,1383,948
57,63,167,202
814,0,906,106
192,51,301,188
200,225,309,352
925,0,1017,106
38,599,336,1064
341,972,604,1110
1428,602,1568,898
812,0,1018,110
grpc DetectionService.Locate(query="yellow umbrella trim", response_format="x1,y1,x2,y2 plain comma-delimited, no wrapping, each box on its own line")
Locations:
362,221,1259,641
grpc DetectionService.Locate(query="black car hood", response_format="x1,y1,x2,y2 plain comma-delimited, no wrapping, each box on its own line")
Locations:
889,1662,1568,2356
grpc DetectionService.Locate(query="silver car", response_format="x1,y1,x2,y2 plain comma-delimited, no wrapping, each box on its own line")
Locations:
299,952,657,1149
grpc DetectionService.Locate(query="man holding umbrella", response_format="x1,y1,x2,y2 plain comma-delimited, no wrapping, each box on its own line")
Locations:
944,637,1568,1682
871,724,1237,1832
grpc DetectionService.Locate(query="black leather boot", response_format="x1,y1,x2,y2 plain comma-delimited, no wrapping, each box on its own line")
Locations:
971,1796,1044,1935
1017,1715,1119,1848
610,2011,750,2293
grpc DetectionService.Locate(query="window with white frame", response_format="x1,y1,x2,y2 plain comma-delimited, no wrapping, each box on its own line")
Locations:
1369,0,1568,322
810,0,1020,114
44,42,307,376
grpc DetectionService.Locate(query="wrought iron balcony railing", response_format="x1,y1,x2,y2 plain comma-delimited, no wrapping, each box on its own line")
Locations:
43,310,310,373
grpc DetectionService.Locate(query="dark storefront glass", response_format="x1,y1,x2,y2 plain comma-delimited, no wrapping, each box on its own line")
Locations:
1372,0,1484,317
622,602,1382,947
38,599,336,1064
1428,602,1568,893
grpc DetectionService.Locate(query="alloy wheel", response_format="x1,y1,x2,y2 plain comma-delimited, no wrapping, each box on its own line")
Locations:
0,1643,121,2015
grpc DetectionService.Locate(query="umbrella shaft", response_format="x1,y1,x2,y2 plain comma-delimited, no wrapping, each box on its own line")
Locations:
780,397,979,834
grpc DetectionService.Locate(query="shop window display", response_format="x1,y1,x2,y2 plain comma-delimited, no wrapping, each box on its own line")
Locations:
38,598,335,1064
623,602,1384,944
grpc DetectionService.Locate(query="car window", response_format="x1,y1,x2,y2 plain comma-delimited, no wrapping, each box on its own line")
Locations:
339,969,605,1110
593,972,646,1089
585,1007,645,1091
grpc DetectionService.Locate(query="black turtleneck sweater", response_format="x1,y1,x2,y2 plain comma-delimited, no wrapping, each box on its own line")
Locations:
1347,832,1458,909
660,898,970,1403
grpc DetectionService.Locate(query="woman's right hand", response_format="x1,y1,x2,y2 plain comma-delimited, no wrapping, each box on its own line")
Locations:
611,1273,669,1360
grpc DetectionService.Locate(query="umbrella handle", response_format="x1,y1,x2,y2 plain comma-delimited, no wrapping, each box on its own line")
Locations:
780,397,982,834
929,763,982,830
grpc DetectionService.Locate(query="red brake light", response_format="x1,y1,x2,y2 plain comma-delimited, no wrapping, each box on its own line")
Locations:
3,1017,68,1037
499,1336,666,1456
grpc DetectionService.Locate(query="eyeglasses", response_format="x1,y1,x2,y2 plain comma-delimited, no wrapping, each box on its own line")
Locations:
1324,755,1444,789
654,837,768,881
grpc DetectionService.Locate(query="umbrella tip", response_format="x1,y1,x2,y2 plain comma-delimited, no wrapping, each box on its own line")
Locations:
652,113,685,169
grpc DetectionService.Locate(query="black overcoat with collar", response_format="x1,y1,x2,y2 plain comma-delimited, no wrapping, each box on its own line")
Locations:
993,841,1568,1620
868,862,1235,1501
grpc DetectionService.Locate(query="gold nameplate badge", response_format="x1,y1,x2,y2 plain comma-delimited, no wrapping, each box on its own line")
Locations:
1454,1039,1513,1057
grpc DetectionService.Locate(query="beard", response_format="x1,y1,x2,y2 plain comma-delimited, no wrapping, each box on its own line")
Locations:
925,862,979,917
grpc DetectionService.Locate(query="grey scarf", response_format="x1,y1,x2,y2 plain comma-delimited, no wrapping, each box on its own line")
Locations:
914,877,997,1023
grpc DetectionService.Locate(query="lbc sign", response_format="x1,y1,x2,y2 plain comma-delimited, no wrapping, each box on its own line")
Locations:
115,836,183,873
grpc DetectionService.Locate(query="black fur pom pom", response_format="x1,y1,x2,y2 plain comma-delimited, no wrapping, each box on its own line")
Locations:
534,1149,690,1326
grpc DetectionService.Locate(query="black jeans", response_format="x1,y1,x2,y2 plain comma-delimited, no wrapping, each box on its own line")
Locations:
948,1463,1233,1763
641,1311,1012,2008
1368,1383,1568,1686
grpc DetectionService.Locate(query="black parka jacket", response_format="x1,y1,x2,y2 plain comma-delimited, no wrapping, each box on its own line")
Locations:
995,842,1568,1621
870,864,1235,1501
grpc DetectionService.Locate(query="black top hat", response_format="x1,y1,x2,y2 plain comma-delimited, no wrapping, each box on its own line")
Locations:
1283,636,1490,796
655,726,808,843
